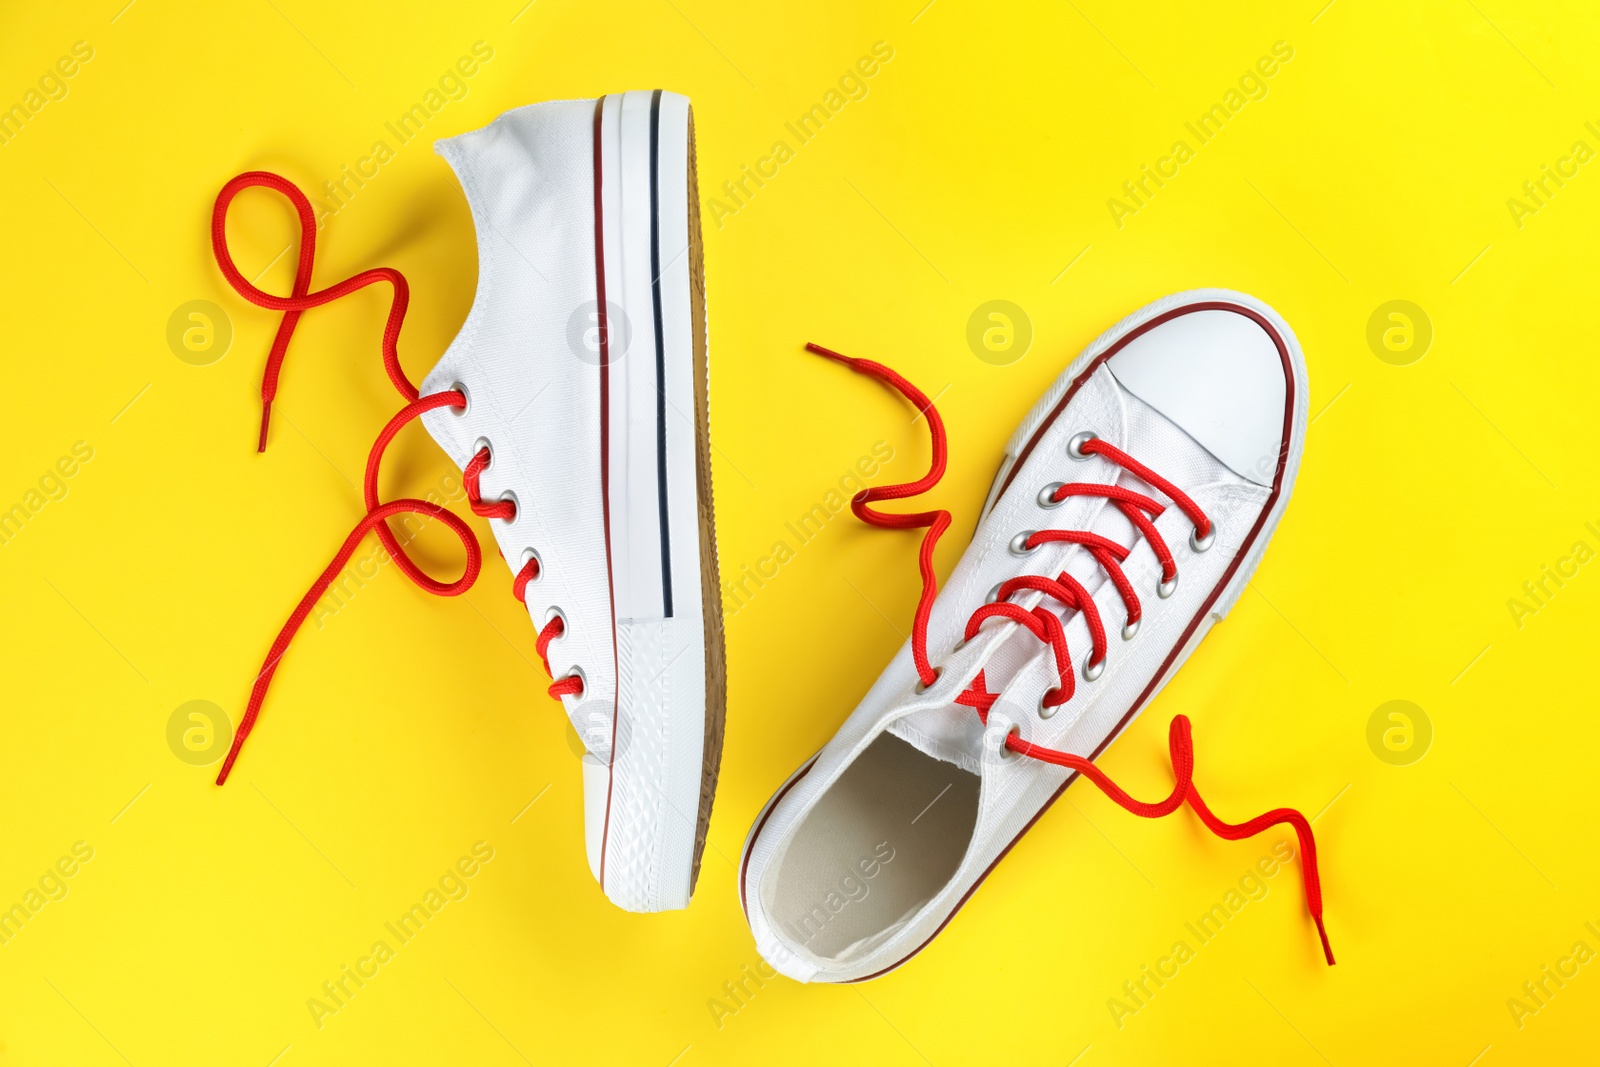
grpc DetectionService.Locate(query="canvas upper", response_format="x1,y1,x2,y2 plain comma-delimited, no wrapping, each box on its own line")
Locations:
739,290,1312,982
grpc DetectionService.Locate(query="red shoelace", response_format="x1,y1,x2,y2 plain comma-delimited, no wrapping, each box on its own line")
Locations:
210,171,577,786
807,342,1334,966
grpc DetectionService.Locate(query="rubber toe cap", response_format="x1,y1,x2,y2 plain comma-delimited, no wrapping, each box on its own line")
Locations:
1106,306,1288,485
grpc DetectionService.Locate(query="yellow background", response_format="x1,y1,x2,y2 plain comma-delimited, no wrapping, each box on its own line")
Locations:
1,0,1596,1063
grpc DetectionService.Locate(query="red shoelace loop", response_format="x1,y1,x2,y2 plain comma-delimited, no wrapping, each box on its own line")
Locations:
211,171,418,452
211,171,577,785
808,341,1333,966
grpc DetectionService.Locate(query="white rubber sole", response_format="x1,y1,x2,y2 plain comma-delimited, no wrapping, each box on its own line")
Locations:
587,90,724,912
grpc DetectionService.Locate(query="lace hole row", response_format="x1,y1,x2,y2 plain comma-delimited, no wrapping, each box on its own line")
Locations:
468,435,521,526
465,411,569,693
543,608,585,702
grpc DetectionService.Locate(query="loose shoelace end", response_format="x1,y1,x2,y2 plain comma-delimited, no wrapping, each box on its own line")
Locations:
257,401,273,454
1316,915,1335,966
805,342,856,367
214,744,242,786
214,172,589,785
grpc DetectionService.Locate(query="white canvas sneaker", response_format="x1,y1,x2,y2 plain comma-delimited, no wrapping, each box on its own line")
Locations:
421,92,725,912
210,91,725,914
738,290,1332,981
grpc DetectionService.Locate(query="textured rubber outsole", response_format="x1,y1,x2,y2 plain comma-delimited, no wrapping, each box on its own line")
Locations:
594,93,725,911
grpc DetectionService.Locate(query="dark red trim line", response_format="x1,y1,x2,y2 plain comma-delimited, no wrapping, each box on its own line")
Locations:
741,301,1298,980
593,96,621,892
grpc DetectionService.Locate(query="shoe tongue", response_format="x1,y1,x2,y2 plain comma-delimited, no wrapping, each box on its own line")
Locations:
886,378,1242,774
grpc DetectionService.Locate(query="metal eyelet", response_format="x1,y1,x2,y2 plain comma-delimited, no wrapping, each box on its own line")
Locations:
497,489,520,525
1038,688,1063,719
519,547,543,584
1083,656,1105,682
450,381,470,415
1037,482,1066,508
986,583,1006,604
1009,531,1040,556
560,664,587,700
1067,431,1099,459
546,605,568,633
1158,574,1178,599
993,722,1024,762
1190,524,1215,552
914,666,943,695
1122,618,1140,640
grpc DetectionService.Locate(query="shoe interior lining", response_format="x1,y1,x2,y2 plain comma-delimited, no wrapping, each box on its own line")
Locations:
769,732,980,962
